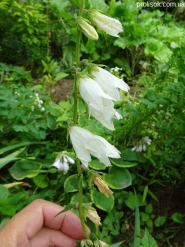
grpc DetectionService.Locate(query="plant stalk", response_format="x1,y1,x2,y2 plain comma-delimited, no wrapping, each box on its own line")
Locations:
73,0,89,240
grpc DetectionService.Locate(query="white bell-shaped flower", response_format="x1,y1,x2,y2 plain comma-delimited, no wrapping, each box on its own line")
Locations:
69,126,120,167
91,67,130,101
79,76,121,130
131,136,152,152
52,154,75,171
88,10,123,37
79,76,114,112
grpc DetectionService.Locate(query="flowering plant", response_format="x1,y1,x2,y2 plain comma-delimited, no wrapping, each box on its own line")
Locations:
51,1,130,246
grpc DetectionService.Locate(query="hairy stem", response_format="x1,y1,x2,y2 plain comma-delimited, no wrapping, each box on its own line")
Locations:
73,0,88,239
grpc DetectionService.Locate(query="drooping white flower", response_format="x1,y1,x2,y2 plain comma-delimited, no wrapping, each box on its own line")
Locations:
79,76,121,130
52,154,75,172
79,76,114,111
91,66,130,101
77,17,98,40
89,98,122,130
88,10,123,37
131,136,152,152
69,126,120,167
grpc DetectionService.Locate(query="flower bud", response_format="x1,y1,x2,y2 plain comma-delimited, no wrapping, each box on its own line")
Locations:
77,17,98,40
88,10,123,37
86,240,94,246
93,176,113,197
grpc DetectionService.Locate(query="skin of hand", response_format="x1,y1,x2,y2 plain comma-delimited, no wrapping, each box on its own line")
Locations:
0,199,90,247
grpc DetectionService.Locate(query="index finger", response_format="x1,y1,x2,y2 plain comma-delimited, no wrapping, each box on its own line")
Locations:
3,199,88,241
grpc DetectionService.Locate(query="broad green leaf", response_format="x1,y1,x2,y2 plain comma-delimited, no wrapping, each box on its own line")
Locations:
103,166,132,190
9,160,43,180
33,174,49,188
64,174,79,193
70,193,91,204
89,159,106,170
125,193,145,210
141,228,158,247
0,147,25,169
121,149,145,162
112,159,137,168
91,188,114,212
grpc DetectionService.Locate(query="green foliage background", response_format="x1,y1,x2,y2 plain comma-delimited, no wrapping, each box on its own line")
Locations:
1,0,185,246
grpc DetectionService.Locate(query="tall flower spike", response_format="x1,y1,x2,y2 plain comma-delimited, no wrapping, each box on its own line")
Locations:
77,17,98,40
91,66,130,101
88,10,123,37
79,76,121,130
69,126,120,167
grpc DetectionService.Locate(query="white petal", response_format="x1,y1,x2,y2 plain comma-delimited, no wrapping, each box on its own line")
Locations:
92,67,130,100
69,126,91,167
89,98,116,130
66,155,75,164
61,162,69,172
52,158,61,169
79,77,113,112
114,111,122,120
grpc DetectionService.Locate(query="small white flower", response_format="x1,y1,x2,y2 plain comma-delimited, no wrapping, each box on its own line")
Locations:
52,154,75,172
41,107,45,112
69,126,120,167
91,67,130,101
77,16,98,40
131,136,152,152
143,136,152,146
88,10,123,37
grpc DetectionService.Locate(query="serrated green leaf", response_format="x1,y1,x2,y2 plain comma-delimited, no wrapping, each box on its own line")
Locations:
141,228,158,247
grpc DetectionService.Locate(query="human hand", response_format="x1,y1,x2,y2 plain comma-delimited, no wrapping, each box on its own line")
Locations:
0,199,89,247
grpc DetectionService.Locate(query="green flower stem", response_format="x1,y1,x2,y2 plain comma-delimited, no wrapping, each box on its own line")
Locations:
73,18,82,124
73,0,88,240
77,158,89,239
